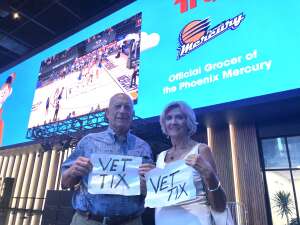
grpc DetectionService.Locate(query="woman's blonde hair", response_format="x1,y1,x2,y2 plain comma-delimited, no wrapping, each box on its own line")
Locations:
160,101,198,136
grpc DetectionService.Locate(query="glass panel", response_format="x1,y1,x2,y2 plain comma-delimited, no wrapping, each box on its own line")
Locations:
287,136,300,169
266,171,297,225
262,138,289,169
292,170,300,224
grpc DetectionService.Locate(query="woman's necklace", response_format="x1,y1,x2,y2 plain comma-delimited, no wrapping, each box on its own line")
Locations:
167,148,186,161
167,140,192,161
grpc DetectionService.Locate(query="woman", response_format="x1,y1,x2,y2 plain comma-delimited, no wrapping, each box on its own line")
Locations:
140,101,227,225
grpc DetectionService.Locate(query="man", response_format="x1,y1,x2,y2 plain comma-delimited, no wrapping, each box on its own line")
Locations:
61,93,153,225
130,66,138,88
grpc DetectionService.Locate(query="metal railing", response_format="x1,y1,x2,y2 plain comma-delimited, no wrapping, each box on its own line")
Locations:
0,196,45,216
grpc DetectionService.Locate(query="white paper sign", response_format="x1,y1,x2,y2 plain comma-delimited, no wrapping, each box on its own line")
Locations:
88,154,142,196
145,160,196,208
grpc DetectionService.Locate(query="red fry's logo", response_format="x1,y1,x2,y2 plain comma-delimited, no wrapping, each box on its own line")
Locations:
177,13,245,60
175,0,215,13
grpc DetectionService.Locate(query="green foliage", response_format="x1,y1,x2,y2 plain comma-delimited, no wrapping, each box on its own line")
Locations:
273,190,294,225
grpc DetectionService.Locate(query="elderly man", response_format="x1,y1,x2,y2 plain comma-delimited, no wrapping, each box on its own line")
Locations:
61,93,153,225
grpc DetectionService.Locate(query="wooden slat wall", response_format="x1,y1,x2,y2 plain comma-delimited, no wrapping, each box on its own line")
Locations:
229,123,268,225
207,126,235,202
0,145,68,225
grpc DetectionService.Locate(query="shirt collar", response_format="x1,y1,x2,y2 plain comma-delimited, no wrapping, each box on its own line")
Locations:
106,126,131,144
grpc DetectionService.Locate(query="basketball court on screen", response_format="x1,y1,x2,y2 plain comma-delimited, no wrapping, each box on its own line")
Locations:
27,53,136,128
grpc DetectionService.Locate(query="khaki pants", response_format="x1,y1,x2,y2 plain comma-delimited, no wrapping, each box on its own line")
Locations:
70,212,143,225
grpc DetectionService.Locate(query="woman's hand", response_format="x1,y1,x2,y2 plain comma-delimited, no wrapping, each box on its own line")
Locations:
186,145,227,212
185,153,215,179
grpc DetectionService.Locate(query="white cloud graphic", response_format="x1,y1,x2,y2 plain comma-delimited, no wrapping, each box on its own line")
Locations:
140,32,160,52
125,33,140,41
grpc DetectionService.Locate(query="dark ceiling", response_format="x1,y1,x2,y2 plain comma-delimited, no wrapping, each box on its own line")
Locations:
0,0,133,72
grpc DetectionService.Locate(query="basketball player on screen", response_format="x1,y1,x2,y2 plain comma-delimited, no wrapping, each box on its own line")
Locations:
0,72,16,145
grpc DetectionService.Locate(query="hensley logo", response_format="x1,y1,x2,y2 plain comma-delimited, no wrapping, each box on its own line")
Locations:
177,13,245,60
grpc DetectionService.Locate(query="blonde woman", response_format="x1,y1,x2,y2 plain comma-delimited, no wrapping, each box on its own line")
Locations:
140,101,228,225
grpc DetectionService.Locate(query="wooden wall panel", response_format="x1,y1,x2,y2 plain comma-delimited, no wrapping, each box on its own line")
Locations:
207,126,235,202
0,156,14,197
14,152,35,225
5,156,15,177
230,123,268,225
6,154,21,225
7,153,28,225
0,156,9,187
31,151,51,225
23,152,43,225
0,144,54,225
0,156,4,172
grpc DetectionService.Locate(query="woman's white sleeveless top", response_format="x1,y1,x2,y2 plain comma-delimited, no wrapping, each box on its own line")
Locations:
155,144,212,225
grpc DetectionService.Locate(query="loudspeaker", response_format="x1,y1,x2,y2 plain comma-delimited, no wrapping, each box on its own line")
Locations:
0,178,14,225
57,207,74,225
0,177,14,208
44,190,60,206
42,206,57,224
41,190,74,225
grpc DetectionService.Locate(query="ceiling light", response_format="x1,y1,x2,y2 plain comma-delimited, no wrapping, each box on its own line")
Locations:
12,12,20,20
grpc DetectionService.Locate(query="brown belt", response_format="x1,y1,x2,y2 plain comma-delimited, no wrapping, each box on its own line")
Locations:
76,210,139,225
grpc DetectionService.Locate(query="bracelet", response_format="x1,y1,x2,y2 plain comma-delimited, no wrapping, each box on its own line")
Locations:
207,181,221,192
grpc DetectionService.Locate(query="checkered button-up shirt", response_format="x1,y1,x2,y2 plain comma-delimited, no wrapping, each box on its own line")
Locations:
61,127,153,216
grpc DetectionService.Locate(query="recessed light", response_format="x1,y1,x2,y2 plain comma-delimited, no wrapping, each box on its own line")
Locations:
12,12,20,20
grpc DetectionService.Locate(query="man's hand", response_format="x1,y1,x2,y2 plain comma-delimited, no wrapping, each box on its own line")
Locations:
139,163,155,177
139,163,155,195
69,156,93,177
61,157,93,189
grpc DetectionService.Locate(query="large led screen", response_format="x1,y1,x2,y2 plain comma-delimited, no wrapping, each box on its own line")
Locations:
0,0,300,146
28,13,141,128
